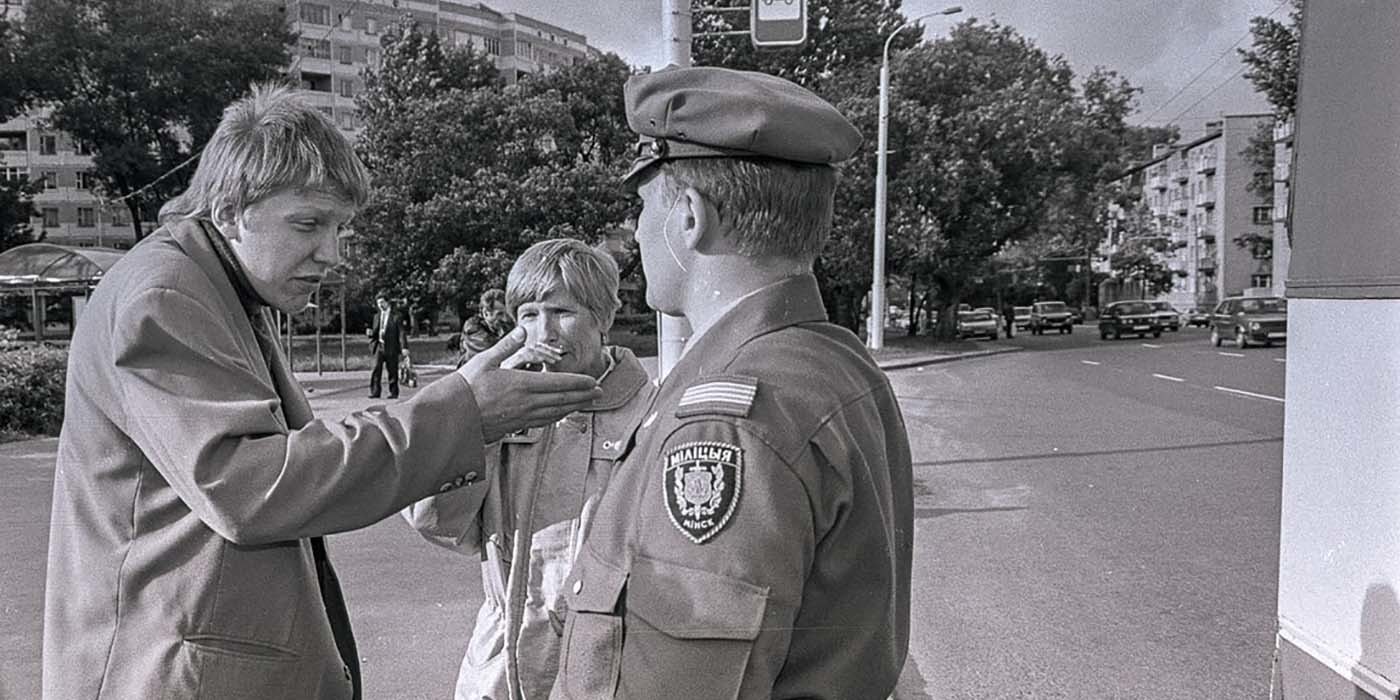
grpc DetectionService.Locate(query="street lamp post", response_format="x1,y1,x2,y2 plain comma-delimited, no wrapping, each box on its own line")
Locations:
869,5,962,351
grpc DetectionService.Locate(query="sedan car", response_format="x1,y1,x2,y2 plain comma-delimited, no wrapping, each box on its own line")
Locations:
1185,308,1211,327
1148,301,1182,331
1210,296,1287,348
1029,301,1074,335
1098,300,1161,340
1012,306,1032,331
957,310,1000,340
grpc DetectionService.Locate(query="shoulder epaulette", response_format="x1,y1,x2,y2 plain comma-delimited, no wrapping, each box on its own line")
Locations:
675,374,758,419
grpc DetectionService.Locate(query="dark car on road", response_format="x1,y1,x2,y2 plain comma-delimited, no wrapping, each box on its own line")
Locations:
1149,301,1182,331
1185,307,1211,327
1098,300,1161,340
1029,301,1074,335
1210,296,1287,348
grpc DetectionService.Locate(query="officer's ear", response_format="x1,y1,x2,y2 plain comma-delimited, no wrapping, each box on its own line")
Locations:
210,198,241,241
678,186,719,253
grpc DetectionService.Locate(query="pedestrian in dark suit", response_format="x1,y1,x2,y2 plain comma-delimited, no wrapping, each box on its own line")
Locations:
368,293,407,398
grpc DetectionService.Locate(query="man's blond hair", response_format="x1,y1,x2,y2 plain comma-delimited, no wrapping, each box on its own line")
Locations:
160,82,371,223
506,239,621,332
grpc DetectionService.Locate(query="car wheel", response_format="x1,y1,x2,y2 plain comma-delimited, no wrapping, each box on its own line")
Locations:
1153,330,1162,338
1114,329,1122,340
1100,329,1109,340
1211,328,1222,347
1235,328,1249,349
1066,325,1073,335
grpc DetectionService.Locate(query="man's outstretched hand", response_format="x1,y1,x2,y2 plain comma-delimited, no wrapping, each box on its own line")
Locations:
458,327,602,443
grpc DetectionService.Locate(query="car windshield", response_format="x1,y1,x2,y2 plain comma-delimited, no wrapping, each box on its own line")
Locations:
1240,298,1287,313
1014,307,1031,315
1151,302,1174,311
1037,302,1067,312
960,312,992,321
1114,302,1152,314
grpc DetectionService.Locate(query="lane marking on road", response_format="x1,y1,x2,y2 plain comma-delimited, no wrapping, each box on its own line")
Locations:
1141,343,1162,348
1217,352,1246,358
1214,385,1285,403
1081,360,1101,366
1152,373,1185,382
1274,358,1286,363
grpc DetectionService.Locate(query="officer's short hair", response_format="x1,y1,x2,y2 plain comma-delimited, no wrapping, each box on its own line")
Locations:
159,82,371,224
506,239,622,332
652,158,837,260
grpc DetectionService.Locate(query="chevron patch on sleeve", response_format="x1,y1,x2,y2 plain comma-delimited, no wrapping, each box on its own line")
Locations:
674,375,758,418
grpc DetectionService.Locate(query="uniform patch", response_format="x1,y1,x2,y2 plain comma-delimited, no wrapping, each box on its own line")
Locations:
674,375,758,418
662,440,743,544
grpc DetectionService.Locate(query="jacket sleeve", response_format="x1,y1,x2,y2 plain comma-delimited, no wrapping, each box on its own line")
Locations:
112,287,487,545
400,464,492,555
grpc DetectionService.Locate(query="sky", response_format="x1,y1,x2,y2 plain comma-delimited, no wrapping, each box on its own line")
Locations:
477,0,1288,141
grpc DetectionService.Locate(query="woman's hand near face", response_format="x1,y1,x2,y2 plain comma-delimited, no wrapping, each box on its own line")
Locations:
501,341,565,371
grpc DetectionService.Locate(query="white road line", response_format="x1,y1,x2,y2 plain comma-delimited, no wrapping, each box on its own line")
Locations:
1214,386,1285,403
1274,358,1286,363
1218,352,1246,358
1141,343,1162,348
1152,373,1185,382
1081,360,1101,366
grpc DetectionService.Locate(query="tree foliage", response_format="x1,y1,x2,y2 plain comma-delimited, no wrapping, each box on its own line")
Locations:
351,18,636,321
1239,0,1302,118
1,15,41,253
22,0,291,241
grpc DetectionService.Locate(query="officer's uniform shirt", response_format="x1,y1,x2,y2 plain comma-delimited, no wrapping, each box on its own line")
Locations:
550,273,914,699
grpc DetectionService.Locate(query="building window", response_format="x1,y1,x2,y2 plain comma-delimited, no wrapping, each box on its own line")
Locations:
110,207,128,226
1251,274,1273,288
0,131,25,151
484,37,500,55
317,106,333,118
39,134,57,155
338,13,351,30
337,45,353,64
366,48,381,69
301,38,331,59
77,207,96,227
1252,206,1272,225
338,77,355,98
365,17,378,34
74,140,91,155
76,171,96,190
42,171,57,189
299,2,330,25
42,207,59,228
0,166,25,182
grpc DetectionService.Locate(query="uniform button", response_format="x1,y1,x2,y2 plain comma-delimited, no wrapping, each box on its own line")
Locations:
464,471,478,483
602,440,615,450
579,423,590,434
572,579,583,594
437,482,454,493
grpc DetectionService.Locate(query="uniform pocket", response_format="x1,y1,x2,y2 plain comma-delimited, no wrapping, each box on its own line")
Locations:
557,547,628,699
619,554,768,700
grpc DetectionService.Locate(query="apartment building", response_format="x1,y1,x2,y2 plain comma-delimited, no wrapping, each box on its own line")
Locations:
0,0,599,248
1109,114,1274,310
1271,115,1293,297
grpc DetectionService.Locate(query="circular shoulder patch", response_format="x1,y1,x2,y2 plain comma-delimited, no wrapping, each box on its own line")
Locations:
662,440,743,544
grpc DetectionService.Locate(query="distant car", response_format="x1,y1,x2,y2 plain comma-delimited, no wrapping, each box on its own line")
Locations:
1069,307,1085,324
1185,308,1211,327
974,306,1003,330
1029,301,1074,335
1148,301,1182,331
1210,296,1287,348
1098,300,1161,340
1012,306,1032,331
957,310,1000,340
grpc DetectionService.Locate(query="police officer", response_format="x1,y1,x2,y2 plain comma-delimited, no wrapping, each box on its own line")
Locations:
549,67,914,699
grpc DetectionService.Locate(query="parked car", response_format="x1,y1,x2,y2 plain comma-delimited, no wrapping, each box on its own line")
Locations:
1012,306,1032,331
1185,307,1211,327
1098,300,1161,340
956,310,1000,340
974,306,1003,330
1209,296,1287,348
1029,301,1074,335
1149,301,1182,331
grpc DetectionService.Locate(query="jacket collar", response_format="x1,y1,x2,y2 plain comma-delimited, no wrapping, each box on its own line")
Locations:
662,273,827,392
589,346,651,412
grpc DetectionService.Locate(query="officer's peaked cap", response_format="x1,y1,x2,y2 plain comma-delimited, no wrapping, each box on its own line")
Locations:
622,66,863,185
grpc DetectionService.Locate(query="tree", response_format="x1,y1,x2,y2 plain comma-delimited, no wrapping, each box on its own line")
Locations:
1239,0,1303,118
0,15,43,253
22,0,291,242
351,19,636,322
0,177,41,252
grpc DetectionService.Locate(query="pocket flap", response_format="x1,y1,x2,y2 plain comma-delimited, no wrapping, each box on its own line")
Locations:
566,545,628,614
626,554,768,641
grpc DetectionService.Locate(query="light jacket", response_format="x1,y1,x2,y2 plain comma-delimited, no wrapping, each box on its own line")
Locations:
404,347,653,700
43,219,490,700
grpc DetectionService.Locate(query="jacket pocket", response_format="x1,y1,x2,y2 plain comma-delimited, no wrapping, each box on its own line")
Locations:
167,635,342,700
557,546,627,699
619,554,768,700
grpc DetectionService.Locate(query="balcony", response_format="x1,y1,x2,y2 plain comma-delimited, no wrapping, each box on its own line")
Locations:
1274,159,1290,182
1195,191,1216,208
1171,196,1189,214
1196,153,1217,174
1196,227,1215,242
1274,118,1294,143
1173,164,1190,183
1148,174,1166,190
1197,257,1216,272
1273,199,1289,222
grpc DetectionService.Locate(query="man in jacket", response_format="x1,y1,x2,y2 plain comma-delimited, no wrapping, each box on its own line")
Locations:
457,288,511,368
41,83,602,700
405,239,654,700
549,67,914,699
369,292,408,398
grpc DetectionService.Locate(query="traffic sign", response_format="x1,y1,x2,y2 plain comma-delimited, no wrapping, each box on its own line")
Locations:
751,0,806,48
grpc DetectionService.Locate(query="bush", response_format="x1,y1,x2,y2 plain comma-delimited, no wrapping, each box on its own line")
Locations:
0,336,68,440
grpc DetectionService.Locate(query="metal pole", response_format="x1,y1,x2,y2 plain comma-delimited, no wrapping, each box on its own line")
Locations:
870,59,891,350
1085,245,1093,318
339,283,347,371
657,0,693,381
314,286,322,376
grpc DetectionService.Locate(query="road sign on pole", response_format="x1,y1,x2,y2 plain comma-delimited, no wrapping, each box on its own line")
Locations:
751,0,806,48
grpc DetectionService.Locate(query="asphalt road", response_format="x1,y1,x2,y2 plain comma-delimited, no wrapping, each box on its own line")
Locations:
893,325,1284,699
0,327,1284,699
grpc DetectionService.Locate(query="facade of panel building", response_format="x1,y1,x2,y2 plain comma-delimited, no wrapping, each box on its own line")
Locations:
0,0,598,249
1104,114,1275,311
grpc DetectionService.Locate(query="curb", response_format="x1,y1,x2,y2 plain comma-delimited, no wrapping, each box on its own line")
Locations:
876,345,1024,371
